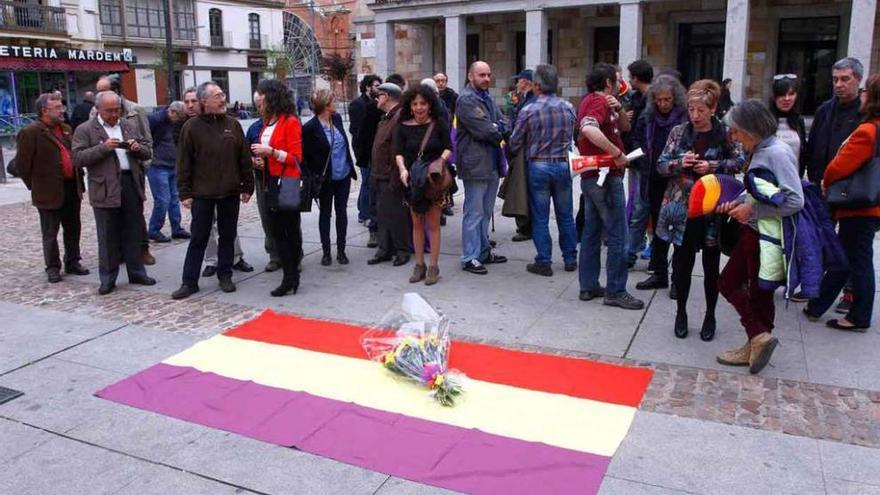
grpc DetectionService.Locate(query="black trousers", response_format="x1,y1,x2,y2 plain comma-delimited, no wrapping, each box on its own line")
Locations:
374,178,412,257
38,180,82,273
182,196,240,288
268,209,303,285
673,244,720,317
318,178,351,252
646,178,671,277
93,173,147,286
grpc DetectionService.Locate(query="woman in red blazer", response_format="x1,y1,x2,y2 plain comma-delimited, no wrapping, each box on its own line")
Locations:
250,79,304,296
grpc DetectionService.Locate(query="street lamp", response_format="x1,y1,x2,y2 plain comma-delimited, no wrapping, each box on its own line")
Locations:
164,0,176,102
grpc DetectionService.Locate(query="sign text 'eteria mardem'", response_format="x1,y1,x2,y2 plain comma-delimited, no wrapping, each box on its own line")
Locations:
0,45,135,63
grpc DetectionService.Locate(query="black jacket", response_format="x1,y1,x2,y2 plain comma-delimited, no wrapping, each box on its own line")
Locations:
805,97,862,184
354,100,382,168
348,94,371,144
70,101,94,131
302,113,357,182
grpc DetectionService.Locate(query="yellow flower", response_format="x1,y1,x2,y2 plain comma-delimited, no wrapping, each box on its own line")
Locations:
434,374,444,387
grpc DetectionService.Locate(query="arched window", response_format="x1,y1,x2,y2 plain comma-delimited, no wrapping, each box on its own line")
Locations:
249,13,261,49
209,8,223,47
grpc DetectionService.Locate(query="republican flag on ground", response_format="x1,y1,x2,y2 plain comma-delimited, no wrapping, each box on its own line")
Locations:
97,310,653,494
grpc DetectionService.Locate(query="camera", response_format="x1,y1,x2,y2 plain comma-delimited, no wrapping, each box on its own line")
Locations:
117,141,131,150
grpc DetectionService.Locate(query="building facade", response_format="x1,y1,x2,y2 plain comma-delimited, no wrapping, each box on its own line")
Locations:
353,0,879,114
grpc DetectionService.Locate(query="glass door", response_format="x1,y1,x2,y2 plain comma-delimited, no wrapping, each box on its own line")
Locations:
776,17,839,115
677,22,725,87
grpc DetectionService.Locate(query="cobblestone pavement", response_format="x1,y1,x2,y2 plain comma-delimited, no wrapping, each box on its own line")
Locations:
1,195,879,454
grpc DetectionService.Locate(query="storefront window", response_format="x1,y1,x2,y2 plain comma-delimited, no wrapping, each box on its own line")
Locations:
0,72,16,119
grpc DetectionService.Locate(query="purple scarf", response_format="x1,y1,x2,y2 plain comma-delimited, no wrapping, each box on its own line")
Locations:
645,106,685,164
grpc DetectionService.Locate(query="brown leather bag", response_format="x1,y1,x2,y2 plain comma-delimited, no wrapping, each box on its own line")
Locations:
421,121,453,200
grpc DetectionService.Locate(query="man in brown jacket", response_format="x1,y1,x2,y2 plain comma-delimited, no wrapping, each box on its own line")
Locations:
17,92,89,283
73,91,155,295
172,81,253,300
367,82,412,266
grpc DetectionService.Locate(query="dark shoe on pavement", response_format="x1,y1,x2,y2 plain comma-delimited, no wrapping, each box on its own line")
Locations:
171,284,199,300
603,292,645,310
835,292,853,314
700,314,716,341
64,262,90,276
788,291,809,303
564,261,577,272
512,233,532,242
149,232,171,243
321,253,332,266
218,277,236,293
392,255,410,266
669,282,678,300
233,259,254,272
47,270,62,283
143,248,156,266
674,311,688,338
202,265,217,277
802,307,820,322
579,286,606,301
265,260,281,272
98,282,116,295
483,252,507,264
826,318,868,332
636,274,668,290
171,230,191,239
368,255,392,265
463,259,488,275
526,263,553,277
367,232,379,248
337,251,350,265
270,278,299,297
129,275,157,286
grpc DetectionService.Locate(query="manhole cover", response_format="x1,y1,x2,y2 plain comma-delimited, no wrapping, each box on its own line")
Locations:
0,386,23,405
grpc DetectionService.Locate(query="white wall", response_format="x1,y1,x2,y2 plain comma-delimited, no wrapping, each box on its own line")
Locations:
135,68,158,108
227,71,253,105
195,1,285,52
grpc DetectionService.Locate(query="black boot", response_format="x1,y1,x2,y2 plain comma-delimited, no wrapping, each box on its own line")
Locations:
700,314,716,341
321,247,332,266
636,274,668,290
337,248,349,265
674,310,688,339
271,276,299,297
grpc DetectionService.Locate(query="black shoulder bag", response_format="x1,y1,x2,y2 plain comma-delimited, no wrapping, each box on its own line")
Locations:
826,123,880,209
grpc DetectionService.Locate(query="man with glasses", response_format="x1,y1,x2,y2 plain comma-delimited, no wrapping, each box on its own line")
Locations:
434,72,459,116
172,81,254,300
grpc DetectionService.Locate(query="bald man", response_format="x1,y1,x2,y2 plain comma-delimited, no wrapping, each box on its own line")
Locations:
454,61,508,275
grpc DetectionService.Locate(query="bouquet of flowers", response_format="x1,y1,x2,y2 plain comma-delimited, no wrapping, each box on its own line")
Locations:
362,293,465,407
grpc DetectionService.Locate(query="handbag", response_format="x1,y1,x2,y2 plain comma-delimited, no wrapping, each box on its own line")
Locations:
826,123,880,208
414,122,451,201
267,158,302,212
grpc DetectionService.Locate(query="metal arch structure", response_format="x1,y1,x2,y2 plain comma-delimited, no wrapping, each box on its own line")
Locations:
282,11,322,97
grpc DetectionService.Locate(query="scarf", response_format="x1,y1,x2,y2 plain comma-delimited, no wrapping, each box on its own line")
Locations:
645,106,685,165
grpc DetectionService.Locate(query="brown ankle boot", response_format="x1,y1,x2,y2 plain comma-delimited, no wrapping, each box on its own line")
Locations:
748,332,779,374
409,264,427,283
716,340,751,366
425,265,440,285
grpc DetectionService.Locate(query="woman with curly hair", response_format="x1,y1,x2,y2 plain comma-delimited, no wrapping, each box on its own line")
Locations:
656,79,745,341
394,84,452,285
250,79,303,296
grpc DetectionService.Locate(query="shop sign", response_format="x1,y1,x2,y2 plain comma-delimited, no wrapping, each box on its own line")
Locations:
248,55,268,68
0,45,136,63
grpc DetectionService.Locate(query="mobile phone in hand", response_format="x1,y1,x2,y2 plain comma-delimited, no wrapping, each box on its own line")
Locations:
117,140,131,150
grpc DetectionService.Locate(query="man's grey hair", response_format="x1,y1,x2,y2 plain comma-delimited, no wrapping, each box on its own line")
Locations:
533,64,559,94
184,86,197,97
35,92,62,116
420,78,439,94
196,81,219,102
168,101,185,114
724,99,778,141
95,90,122,108
832,57,864,80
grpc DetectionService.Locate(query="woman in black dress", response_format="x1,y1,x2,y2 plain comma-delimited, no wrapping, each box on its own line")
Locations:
394,85,452,285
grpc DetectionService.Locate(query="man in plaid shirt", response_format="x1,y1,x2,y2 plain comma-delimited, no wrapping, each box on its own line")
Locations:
509,64,578,277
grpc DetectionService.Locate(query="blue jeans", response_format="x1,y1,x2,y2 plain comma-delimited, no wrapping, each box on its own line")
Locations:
579,175,628,296
627,172,650,259
461,176,499,264
808,217,880,327
528,161,577,265
357,166,373,227
147,165,183,235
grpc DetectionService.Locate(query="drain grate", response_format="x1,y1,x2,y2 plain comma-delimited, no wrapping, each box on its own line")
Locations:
0,386,23,405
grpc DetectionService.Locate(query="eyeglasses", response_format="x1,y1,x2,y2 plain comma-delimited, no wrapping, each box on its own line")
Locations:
773,74,798,80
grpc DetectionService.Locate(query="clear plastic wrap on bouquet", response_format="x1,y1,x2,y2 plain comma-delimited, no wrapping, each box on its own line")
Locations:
362,293,465,406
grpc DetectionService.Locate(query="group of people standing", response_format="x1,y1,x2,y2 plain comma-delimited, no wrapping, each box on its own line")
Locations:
15,54,880,375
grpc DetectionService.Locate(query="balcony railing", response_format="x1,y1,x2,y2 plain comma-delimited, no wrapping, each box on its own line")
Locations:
210,30,232,48
249,34,267,50
0,1,67,35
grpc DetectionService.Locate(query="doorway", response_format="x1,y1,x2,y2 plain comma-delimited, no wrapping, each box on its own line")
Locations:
677,22,725,86
776,17,839,115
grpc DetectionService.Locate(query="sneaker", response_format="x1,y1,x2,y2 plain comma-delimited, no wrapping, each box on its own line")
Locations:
149,232,171,243
579,286,605,301
483,252,507,264
233,259,254,272
835,292,853,314
603,292,645,310
462,259,488,275
526,263,553,277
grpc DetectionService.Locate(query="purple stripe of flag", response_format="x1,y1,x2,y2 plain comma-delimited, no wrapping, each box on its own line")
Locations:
97,363,610,495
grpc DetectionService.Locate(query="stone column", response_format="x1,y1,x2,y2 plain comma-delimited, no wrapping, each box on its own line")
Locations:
445,15,466,93
525,9,547,69
722,0,750,103
375,21,395,78
618,1,643,74
420,24,436,77
847,0,877,79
